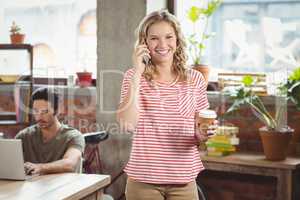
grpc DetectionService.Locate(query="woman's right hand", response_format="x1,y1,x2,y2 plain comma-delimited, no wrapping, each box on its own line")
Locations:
132,44,150,76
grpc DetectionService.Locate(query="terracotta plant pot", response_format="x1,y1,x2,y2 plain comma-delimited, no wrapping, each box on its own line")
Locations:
259,127,293,161
287,125,300,156
76,72,92,87
192,64,210,85
10,34,25,44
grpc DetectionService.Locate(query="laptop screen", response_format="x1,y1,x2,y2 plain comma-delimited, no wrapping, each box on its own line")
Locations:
0,139,27,180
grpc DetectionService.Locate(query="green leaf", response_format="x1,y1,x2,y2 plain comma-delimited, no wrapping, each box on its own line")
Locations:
204,32,216,39
206,0,222,17
242,75,253,86
249,104,276,129
203,34,210,39
249,95,277,128
278,83,288,96
289,81,300,92
226,83,277,129
226,88,249,113
199,8,208,15
289,67,300,81
289,82,300,110
187,6,201,23
199,43,205,50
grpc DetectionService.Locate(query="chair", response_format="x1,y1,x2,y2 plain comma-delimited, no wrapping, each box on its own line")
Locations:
76,157,83,174
84,131,109,144
83,131,109,174
83,131,114,200
197,181,208,200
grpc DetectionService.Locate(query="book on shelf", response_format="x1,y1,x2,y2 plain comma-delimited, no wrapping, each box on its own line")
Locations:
14,84,31,123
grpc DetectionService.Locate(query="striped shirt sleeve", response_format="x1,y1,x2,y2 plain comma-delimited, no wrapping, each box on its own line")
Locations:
193,70,209,112
119,68,135,105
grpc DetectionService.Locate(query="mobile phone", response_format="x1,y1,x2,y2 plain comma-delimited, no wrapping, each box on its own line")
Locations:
142,55,151,65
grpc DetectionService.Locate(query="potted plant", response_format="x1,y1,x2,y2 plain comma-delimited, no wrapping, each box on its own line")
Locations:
76,69,92,87
187,0,222,84
226,75,294,161
10,21,25,44
279,67,300,155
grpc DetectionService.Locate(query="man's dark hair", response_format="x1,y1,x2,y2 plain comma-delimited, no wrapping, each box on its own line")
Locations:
31,87,59,114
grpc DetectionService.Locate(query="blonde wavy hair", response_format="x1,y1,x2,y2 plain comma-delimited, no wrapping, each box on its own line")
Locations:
135,10,188,82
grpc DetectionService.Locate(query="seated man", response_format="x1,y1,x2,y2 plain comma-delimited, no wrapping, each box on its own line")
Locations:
15,87,85,175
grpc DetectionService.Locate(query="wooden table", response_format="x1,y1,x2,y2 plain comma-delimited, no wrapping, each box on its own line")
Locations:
0,173,110,200
201,153,300,200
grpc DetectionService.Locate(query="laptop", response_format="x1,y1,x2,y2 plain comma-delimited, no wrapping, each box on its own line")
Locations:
0,139,37,180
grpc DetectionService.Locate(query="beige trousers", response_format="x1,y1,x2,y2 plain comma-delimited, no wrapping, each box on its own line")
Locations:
125,178,199,200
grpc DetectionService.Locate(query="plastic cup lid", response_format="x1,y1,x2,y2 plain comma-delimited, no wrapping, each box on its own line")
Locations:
199,109,217,119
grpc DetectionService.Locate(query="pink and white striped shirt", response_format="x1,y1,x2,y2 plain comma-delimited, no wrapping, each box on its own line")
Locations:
120,68,209,184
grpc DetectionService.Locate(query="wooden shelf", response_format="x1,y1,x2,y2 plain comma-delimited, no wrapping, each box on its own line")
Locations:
0,81,31,85
0,44,33,124
0,44,33,51
0,120,17,125
0,112,16,121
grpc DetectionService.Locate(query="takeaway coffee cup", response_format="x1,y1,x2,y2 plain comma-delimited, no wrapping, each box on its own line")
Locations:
196,109,217,151
197,109,217,132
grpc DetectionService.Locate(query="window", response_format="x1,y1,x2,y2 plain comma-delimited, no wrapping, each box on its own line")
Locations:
175,0,300,84
33,43,57,77
77,10,97,77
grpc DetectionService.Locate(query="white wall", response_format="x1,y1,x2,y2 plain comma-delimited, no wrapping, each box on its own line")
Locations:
147,0,167,13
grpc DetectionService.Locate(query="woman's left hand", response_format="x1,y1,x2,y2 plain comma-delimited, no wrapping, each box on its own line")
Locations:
207,120,218,138
195,120,218,143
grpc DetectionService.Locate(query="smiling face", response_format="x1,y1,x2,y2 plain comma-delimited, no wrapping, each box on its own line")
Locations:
145,21,177,66
32,100,56,129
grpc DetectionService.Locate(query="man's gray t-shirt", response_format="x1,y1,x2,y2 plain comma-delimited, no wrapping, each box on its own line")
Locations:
15,124,85,163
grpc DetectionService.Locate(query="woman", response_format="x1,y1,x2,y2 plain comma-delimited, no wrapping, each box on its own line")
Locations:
117,10,211,200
